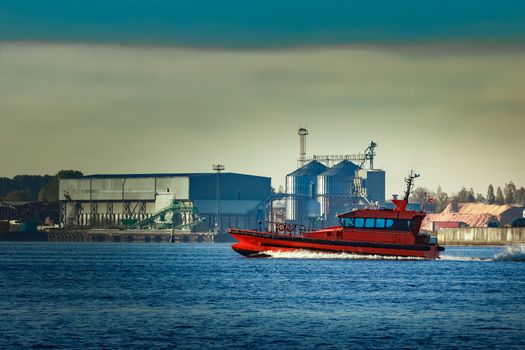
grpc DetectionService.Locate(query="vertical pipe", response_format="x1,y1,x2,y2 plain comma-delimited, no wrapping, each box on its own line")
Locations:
212,164,225,232
216,169,221,232
297,127,308,167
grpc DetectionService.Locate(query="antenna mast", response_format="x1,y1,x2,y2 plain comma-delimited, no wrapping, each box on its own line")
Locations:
403,170,420,201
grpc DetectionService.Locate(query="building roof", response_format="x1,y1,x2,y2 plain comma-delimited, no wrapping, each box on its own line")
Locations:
421,202,524,230
3,201,37,207
319,160,359,176
442,202,520,216
421,213,495,231
287,160,328,177
82,172,269,180
0,201,17,209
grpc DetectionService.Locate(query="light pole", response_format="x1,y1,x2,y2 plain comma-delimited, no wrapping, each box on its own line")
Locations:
121,178,127,221
213,164,225,233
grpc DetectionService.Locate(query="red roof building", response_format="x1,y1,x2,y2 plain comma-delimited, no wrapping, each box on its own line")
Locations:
422,203,524,231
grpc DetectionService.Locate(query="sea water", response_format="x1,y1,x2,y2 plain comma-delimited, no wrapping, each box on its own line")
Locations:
0,243,524,349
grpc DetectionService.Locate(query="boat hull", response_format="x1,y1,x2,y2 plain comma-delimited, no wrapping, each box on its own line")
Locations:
229,229,443,259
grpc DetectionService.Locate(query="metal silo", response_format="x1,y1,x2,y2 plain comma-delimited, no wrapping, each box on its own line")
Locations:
285,160,327,223
317,160,359,226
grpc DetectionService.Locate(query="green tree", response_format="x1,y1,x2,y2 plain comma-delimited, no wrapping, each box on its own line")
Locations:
409,187,432,204
496,186,504,204
435,186,450,212
475,193,485,203
12,175,53,200
504,182,517,204
453,187,471,203
516,187,525,206
487,184,495,204
468,188,476,202
4,190,30,201
39,170,83,202
0,177,18,199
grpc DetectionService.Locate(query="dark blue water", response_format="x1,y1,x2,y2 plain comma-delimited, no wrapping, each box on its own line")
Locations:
1,243,524,349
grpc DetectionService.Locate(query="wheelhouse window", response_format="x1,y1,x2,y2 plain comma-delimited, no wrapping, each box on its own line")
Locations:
340,217,411,232
340,218,355,228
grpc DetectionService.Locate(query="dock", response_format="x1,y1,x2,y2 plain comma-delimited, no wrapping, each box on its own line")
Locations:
1,229,215,243
437,227,525,246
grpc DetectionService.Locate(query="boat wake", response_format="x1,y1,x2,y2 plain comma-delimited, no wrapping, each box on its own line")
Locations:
439,255,489,262
264,250,425,260
442,245,525,262
264,245,525,262
493,245,525,262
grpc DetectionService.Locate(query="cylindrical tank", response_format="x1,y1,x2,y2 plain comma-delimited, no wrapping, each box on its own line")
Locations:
317,160,359,226
306,199,321,218
285,160,327,222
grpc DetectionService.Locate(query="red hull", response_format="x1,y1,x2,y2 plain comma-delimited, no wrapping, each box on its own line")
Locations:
229,229,442,259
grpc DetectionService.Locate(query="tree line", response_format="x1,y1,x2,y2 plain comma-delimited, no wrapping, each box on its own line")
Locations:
0,170,83,202
410,182,525,212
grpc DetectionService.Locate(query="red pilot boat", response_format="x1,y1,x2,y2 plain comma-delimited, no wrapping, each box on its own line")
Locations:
228,172,444,259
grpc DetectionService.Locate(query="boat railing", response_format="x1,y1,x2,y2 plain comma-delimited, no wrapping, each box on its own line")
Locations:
257,221,313,236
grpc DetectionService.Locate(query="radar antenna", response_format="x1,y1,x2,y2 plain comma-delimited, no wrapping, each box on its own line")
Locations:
403,170,420,201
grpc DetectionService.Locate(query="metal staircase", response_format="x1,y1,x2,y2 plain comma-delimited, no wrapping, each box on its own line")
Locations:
125,200,203,230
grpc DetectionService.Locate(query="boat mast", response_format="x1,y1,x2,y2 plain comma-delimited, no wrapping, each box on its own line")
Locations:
403,170,420,201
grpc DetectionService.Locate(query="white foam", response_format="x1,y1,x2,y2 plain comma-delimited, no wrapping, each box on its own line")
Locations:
262,245,525,262
264,250,425,260
439,255,488,262
493,245,525,262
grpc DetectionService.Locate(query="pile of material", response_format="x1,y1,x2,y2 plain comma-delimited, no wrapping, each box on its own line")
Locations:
422,203,524,231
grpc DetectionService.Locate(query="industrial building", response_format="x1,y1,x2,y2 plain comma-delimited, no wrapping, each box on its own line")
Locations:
285,160,327,226
59,172,271,231
285,128,386,227
0,202,16,222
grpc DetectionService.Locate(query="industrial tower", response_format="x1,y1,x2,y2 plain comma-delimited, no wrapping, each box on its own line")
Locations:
297,127,308,167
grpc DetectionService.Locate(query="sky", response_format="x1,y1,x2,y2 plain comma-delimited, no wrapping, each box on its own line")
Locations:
1,1,525,195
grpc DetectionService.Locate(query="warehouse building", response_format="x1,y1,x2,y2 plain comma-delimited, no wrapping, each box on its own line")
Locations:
59,172,271,231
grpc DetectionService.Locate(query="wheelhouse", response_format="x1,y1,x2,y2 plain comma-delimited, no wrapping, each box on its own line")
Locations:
337,208,425,234
339,217,412,231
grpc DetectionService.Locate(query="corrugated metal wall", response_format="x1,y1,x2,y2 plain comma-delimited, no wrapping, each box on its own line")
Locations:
59,177,190,202
59,173,270,230
189,173,271,200
363,170,386,204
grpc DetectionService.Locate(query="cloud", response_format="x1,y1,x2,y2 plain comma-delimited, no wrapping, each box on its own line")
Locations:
1,42,524,194
1,1,525,47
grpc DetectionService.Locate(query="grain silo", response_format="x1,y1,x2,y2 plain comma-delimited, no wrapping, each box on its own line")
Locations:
317,160,359,226
285,160,328,222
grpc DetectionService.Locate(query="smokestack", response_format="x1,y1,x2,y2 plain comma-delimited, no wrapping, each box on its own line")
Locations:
298,127,308,168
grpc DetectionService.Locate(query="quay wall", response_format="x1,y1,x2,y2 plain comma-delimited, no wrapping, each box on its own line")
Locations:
437,227,525,246
1,229,215,243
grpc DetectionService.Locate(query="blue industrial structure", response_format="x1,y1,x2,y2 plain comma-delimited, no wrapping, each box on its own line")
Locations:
59,172,271,231
284,128,386,227
285,160,327,223
286,160,386,227
318,160,360,225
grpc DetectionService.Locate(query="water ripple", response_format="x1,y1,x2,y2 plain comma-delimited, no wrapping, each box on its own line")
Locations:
0,243,523,349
